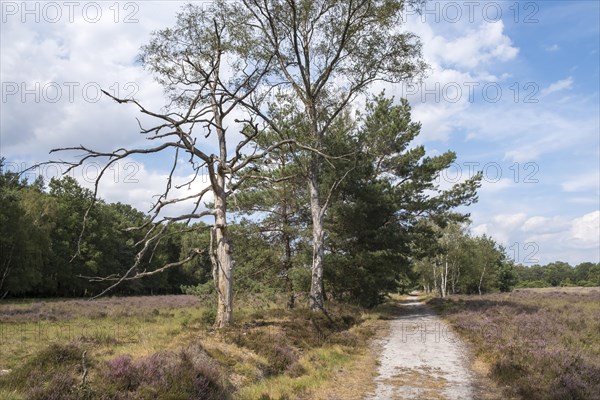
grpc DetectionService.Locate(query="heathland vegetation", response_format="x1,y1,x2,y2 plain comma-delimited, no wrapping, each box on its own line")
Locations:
429,288,600,400
0,294,394,399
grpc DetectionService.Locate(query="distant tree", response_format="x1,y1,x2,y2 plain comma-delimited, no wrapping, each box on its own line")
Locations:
0,163,45,296
416,222,513,295
473,235,505,295
515,264,546,285
543,261,573,287
573,262,595,285
588,263,600,286
497,260,518,292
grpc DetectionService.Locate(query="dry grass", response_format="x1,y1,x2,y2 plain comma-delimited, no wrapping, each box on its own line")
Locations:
0,294,392,399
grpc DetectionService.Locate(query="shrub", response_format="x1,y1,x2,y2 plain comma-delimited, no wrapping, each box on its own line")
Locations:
229,330,298,376
0,342,86,399
97,345,229,400
200,307,217,325
0,343,229,400
516,280,549,288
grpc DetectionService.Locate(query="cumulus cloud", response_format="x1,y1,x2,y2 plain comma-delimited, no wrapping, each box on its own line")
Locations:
521,216,570,234
437,22,519,69
461,99,598,162
407,17,519,70
393,18,520,143
569,211,600,249
472,211,600,264
0,2,175,162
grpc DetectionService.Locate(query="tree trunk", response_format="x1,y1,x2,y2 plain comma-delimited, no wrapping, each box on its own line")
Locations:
214,186,234,328
306,99,326,312
0,245,14,295
442,258,449,298
281,183,295,309
438,256,448,298
432,262,438,295
284,233,294,309
449,259,460,295
478,264,486,296
455,263,461,294
213,95,234,327
308,173,325,311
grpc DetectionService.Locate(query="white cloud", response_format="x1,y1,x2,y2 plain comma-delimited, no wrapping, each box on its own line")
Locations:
471,211,600,264
521,216,570,234
561,171,600,193
473,213,527,243
471,223,488,237
544,44,560,52
541,77,574,96
569,211,600,249
407,19,519,70
80,161,214,220
0,5,168,162
391,19,519,143
460,99,598,162
493,212,528,227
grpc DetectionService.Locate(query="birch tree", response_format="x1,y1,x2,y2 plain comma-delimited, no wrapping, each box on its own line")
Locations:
234,0,428,310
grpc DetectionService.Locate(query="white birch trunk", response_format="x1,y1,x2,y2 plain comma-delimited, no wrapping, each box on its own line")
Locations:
308,174,325,310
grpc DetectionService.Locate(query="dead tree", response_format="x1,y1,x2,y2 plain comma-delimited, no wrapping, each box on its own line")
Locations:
41,4,290,328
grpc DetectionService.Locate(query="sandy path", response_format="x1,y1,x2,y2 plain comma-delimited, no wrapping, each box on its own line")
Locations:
366,297,476,400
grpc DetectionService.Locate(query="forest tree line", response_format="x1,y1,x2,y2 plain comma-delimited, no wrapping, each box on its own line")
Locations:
3,157,596,304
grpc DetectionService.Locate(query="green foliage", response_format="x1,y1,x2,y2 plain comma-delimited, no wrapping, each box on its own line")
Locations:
0,162,48,296
514,262,600,288
234,93,483,307
0,165,204,298
415,222,514,296
498,262,518,292
322,95,481,306
229,222,283,293
516,280,550,288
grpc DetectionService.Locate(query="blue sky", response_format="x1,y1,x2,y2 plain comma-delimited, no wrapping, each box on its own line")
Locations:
1,0,599,265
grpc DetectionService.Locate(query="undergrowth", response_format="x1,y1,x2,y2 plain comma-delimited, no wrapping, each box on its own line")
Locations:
428,288,600,400
0,295,385,399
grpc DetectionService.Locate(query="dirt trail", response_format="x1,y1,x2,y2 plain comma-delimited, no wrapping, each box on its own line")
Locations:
366,296,485,400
